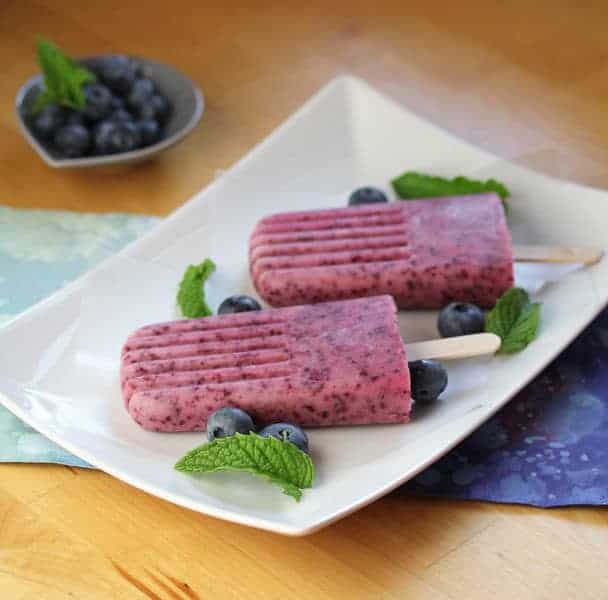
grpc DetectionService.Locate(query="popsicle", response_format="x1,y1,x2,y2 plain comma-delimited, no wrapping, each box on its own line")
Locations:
121,296,411,432
249,193,513,309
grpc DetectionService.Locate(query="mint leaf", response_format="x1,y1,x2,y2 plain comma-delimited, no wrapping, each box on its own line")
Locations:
391,172,510,205
176,258,216,318
175,433,315,501
485,287,541,353
500,302,541,353
32,37,95,114
485,288,530,338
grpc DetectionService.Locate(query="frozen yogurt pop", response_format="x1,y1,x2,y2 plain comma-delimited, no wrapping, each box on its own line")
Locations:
121,296,500,433
250,193,513,309
122,296,410,431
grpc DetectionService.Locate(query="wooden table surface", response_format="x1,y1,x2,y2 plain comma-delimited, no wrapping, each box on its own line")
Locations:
1,1,607,598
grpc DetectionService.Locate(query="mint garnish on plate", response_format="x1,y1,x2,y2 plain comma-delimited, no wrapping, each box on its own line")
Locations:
176,258,216,318
391,171,510,206
485,287,541,354
32,37,96,114
175,433,315,501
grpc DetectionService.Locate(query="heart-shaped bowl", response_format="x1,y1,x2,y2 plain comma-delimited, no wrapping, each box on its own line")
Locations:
15,55,204,168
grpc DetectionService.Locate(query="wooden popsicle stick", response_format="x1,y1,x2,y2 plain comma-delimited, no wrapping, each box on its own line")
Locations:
513,244,603,266
407,332,501,362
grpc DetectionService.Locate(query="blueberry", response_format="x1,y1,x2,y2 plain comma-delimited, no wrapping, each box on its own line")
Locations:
110,95,126,111
82,83,113,121
137,101,157,121
53,124,90,158
81,57,104,77
32,104,65,139
130,59,144,78
94,120,141,155
97,55,138,95
65,110,86,127
348,187,388,206
127,78,156,111
110,108,134,123
409,360,448,405
259,423,309,454
218,295,262,315
437,302,485,338
136,119,161,146
136,94,170,122
152,94,171,122
207,407,255,441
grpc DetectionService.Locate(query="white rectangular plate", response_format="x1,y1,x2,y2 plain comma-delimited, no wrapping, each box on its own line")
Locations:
1,76,607,536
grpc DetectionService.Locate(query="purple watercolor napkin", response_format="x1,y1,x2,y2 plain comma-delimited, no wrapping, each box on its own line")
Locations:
402,308,608,506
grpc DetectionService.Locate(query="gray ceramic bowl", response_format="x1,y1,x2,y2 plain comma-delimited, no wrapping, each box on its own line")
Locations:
15,56,204,168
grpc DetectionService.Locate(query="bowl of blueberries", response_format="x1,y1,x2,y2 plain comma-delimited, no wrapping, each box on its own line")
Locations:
16,39,204,168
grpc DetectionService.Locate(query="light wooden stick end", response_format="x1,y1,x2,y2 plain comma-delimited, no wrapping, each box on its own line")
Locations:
513,244,603,266
407,333,501,362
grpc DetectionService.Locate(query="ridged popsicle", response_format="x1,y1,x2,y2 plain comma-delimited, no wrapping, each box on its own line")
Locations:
249,193,513,309
121,296,411,432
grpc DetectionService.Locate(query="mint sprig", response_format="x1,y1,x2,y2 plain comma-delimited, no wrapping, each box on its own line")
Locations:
391,172,510,205
176,258,216,318
485,288,541,353
175,433,315,501
32,37,95,114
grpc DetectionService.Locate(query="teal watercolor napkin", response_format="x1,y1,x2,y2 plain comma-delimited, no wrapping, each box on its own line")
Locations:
0,205,159,467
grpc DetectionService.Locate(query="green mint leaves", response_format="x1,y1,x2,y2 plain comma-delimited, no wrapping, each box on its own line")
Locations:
485,288,541,354
391,172,510,205
32,37,95,114
175,433,315,501
177,258,216,318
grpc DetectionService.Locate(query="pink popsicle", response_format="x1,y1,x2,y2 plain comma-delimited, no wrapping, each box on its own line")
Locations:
121,296,411,432
249,193,513,309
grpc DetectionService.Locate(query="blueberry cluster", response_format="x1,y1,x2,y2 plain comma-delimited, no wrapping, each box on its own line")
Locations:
30,55,171,158
207,407,309,454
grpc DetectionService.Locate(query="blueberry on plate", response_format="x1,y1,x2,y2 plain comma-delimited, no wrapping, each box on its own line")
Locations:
348,187,388,206
136,119,161,146
207,407,255,441
259,423,309,454
127,78,156,111
97,55,138,95
218,295,262,315
94,120,141,155
32,104,65,139
437,302,485,338
409,359,448,405
53,124,90,158
82,83,113,121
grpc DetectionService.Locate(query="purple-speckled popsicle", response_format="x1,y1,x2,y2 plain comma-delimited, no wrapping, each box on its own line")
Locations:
249,193,513,309
121,296,411,432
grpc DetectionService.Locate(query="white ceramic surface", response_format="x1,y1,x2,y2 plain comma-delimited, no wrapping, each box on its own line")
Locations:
1,75,607,536
15,56,204,168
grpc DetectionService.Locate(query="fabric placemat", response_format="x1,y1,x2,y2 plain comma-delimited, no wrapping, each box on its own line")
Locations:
401,311,608,506
1,205,606,506
0,206,159,468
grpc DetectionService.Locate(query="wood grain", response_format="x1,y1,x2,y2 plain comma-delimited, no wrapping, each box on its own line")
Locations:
1,1,608,598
